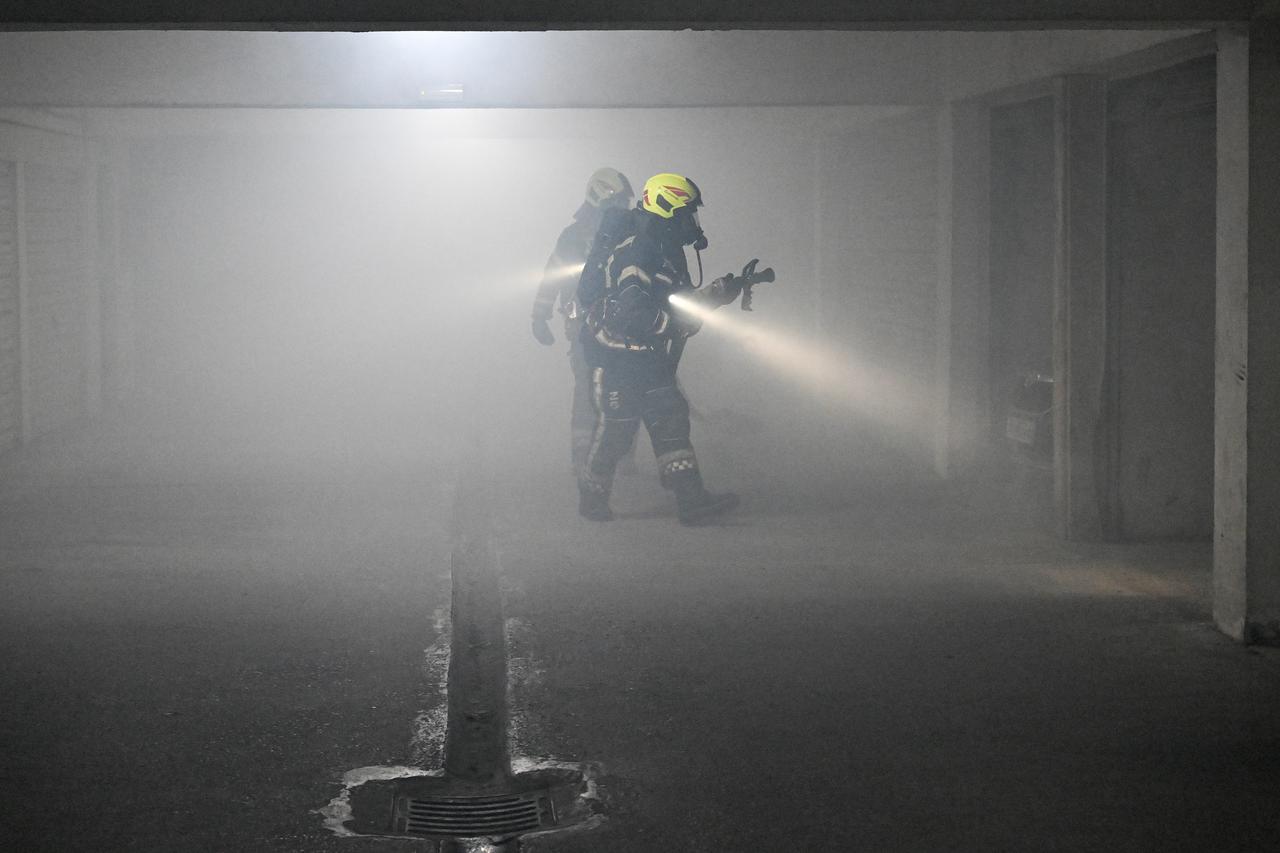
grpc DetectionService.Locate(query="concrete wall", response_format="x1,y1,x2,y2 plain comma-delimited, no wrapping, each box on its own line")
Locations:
820,109,939,457
1105,56,1216,539
988,97,1056,446
0,115,101,450
941,48,1217,542
20,160,89,438
0,159,18,452
94,142,133,412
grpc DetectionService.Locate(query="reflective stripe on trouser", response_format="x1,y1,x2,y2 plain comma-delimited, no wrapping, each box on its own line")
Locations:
655,449,698,488
580,366,641,496
638,384,698,488
568,335,596,469
579,363,699,496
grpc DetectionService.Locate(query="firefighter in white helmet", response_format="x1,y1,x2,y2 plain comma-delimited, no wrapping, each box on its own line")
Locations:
531,167,635,470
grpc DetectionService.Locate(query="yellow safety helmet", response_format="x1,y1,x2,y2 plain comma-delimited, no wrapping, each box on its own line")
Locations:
640,173,702,219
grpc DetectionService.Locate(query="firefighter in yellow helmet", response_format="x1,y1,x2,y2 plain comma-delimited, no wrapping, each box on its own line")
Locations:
575,173,746,524
531,167,634,470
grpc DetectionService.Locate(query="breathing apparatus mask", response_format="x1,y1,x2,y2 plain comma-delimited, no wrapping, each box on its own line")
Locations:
670,207,709,287
674,207,708,251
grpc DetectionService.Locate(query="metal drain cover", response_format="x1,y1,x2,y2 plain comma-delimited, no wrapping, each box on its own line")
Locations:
396,791,553,837
343,766,596,842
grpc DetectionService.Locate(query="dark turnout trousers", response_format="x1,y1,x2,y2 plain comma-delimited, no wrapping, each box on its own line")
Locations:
578,349,699,500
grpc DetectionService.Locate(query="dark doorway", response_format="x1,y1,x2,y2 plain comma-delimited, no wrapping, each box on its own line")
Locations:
1104,55,1216,539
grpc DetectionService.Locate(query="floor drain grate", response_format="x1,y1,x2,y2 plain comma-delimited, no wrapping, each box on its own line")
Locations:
340,765,593,840
396,792,554,838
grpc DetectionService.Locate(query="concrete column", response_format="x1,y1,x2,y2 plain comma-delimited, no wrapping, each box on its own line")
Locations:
1051,76,1108,541
82,160,103,418
934,101,991,478
101,139,136,408
14,159,30,443
812,132,825,338
1214,25,1280,644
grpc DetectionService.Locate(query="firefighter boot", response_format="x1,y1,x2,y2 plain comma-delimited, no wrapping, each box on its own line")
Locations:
578,486,614,522
675,481,740,526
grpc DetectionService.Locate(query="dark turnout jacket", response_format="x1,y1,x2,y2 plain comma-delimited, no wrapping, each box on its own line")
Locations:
582,216,738,357
531,203,602,324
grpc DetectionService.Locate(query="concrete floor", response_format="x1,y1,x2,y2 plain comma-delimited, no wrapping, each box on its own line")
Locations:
3,427,1279,852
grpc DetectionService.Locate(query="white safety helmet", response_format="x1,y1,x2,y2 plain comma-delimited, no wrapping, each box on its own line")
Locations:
584,167,634,210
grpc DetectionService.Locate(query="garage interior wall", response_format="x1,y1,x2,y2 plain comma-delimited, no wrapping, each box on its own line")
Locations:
0,117,98,450
820,109,939,459
948,44,1217,542
1104,55,1216,540
987,96,1057,453
0,158,18,452
22,160,89,439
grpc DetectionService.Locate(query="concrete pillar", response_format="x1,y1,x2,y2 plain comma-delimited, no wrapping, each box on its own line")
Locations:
82,160,102,418
1051,76,1108,541
101,139,136,409
1214,25,1280,644
14,160,30,443
934,101,991,478
812,132,826,338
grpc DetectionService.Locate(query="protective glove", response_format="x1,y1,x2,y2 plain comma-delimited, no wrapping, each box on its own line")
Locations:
531,317,555,346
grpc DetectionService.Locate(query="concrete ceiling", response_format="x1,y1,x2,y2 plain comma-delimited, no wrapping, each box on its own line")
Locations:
0,29,1195,110
0,1,1269,30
